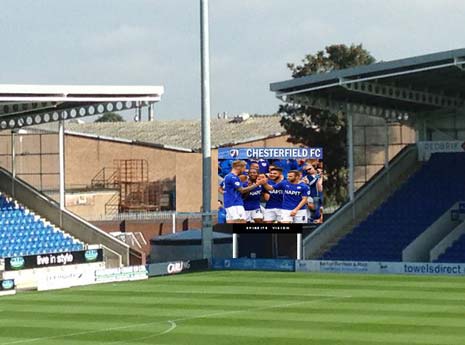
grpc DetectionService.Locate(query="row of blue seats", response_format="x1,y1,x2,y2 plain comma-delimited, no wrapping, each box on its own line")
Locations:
0,237,74,245
0,224,56,232
0,214,37,220
1,240,79,250
0,219,39,226
0,244,84,258
0,205,20,211
0,229,64,239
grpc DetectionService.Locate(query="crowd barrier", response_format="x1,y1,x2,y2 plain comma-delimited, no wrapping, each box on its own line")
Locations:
5,249,103,271
0,279,16,296
5,258,465,295
210,258,465,277
212,258,295,272
147,259,209,277
3,262,148,291
296,260,465,276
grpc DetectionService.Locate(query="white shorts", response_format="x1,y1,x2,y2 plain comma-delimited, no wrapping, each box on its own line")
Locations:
281,209,308,223
245,209,264,222
263,208,282,222
226,205,246,221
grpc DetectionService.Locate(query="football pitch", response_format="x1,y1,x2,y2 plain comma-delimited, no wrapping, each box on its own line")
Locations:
1,271,465,345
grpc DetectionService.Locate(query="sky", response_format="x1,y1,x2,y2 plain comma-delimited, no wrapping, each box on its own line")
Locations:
0,0,464,120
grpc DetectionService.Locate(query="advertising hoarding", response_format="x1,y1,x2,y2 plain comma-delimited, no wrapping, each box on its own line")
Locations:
5,249,104,271
147,259,209,277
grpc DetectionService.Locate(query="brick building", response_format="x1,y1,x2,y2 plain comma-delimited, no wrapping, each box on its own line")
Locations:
0,114,415,219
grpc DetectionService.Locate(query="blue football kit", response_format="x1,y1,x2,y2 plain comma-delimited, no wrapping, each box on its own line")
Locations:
273,180,310,210
223,173,244,208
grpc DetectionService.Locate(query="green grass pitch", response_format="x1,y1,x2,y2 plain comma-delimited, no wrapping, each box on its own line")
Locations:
1,270,465,345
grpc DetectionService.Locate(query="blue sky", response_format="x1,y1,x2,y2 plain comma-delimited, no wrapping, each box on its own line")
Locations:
0,0,464,120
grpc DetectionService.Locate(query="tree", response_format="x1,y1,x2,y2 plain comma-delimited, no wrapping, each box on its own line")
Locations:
94,112,125,123
280,44,375,205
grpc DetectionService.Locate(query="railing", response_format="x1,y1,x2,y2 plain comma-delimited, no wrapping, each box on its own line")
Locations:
110,232,147,250
104,192,120,216
0,168,133,266
87,211,204,222
91,167,119,189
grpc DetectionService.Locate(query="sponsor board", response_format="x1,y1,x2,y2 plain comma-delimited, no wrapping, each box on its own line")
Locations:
296,260,465,276
400,262,465,275
4,262,105,290
147,259,209,277
1,271,38,290
417,141,465,161
232,224,303,234
0,290,16,297
295,260,379,274
0,279,15,291
5,249,103,271
212,258,295,272
94,266,148,284
37,268,96,291
218,147,323,160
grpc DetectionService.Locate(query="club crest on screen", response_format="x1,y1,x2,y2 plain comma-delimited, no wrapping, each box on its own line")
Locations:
229,149,239,158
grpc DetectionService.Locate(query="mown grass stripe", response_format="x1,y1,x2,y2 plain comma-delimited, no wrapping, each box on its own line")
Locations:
1,271,465,345
167,324,465,345
176,315,465,333
146,279,465,293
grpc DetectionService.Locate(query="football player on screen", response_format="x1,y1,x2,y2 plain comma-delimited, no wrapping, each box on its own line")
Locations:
223,160,262,223
259,170,310,224
242,168,264,223
262,167,284,223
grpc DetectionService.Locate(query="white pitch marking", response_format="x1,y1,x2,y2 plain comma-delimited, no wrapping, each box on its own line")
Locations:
0,294,351,345
0,321,164,345
161,320,177,335
102,320,177,345
103,295,351,345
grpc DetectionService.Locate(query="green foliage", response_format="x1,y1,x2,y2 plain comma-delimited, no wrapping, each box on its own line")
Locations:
94,112,125,123
280,44,375,205
287,43,375,77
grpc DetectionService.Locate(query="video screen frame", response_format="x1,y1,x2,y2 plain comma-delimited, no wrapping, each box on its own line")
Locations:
217,147,323,232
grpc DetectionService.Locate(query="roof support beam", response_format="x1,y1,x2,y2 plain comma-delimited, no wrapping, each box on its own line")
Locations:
0,102,58,117
342,81,465,109
454,57,465,71
0,100,155,130
289,94,412,121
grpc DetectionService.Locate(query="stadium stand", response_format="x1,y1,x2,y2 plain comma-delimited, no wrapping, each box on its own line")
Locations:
0,192,84,258
321,152,465,262
436,234,465,263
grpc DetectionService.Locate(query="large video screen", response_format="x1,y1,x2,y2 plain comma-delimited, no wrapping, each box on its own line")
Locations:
217,147,323,232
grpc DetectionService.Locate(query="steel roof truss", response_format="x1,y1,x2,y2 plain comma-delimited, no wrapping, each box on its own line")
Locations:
342,81,465,109
288,94,411,122
0,100,154,130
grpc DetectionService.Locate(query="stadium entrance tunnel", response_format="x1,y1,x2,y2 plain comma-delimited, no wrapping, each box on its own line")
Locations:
149,229,232,263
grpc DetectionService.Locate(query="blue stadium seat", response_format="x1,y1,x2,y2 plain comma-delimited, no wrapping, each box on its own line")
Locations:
321,152,465,262
436,233,465,263
0,193,86,258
